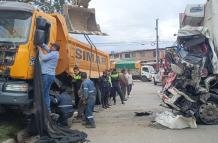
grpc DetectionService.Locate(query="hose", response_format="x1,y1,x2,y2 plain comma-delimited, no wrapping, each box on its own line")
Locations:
84,34,101,78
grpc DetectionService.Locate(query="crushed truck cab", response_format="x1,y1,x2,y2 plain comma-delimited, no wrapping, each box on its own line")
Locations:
0,2,109,112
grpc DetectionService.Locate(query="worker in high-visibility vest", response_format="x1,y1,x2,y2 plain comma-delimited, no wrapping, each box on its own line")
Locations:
73,66,82,109
110,68,125,104
107,69,113,106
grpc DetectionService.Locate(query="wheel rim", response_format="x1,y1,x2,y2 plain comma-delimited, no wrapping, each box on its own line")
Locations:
198,101,218,124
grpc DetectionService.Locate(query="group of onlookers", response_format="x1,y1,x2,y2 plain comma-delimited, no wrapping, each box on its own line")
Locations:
99,68,134,107
72,68,134,128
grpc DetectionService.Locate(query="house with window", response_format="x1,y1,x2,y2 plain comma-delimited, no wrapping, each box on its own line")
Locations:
110,48,165,63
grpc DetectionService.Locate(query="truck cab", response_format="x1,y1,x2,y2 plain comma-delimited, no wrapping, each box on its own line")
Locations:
0,2,62,113
140,65,156,82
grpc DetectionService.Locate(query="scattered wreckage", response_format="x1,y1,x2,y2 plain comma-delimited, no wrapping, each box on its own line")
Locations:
160,1,218,125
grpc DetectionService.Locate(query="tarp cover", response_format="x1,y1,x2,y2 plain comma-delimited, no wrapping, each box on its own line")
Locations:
33,51,87,143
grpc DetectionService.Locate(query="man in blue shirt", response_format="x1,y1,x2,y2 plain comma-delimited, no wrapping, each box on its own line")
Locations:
38,43,60,113
80,72,97,128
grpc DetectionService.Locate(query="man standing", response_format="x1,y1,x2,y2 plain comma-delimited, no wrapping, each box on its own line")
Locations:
73,66,82,109
107,69,113,106
110,69,125,105
38,43,60,113
120,69,128,100
80,72,97,128
99,71,110,109
126,69,133,97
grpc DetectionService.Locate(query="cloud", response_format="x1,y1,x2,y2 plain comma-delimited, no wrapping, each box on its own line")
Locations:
74,0,207,52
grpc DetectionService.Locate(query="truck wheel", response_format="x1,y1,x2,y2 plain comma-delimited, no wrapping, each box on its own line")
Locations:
195,100,218,125
141,76,148,82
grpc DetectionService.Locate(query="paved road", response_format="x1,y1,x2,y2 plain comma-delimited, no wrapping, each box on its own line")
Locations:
72,81,218,143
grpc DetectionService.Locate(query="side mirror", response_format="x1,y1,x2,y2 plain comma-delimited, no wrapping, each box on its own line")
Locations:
34,29,45,46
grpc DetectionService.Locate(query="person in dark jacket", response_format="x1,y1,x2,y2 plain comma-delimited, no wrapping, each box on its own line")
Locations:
80,72,97,128
99,71,111,109
110,69,125,104
73,66,82,109
51,92,74,127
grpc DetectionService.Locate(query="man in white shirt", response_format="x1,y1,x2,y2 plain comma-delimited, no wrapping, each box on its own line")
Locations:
125,70,133,97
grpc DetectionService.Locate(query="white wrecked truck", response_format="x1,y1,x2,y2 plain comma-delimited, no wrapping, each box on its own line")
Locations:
160,0,218,125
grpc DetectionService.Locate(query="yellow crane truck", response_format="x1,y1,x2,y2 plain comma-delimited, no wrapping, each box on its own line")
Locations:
0,1,109,114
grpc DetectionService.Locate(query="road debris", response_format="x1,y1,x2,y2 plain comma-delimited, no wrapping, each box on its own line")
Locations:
135,111,153,117
155,111,197,129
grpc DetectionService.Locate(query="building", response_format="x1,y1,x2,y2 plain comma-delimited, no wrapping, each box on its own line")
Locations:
110,48,165,63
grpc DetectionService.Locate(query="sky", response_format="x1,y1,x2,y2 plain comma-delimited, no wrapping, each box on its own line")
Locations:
72,0,206,53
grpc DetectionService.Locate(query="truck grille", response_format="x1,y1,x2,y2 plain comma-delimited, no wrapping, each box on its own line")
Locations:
0,44,18,66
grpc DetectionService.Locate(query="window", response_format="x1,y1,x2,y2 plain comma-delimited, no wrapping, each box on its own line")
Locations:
43,21,51,44
153,51,156,57
120,54,123,58
140,51,145,57
132,52,136,57
125,53,130,58
142,67,149,72
0,11,32,43
114,54,119,58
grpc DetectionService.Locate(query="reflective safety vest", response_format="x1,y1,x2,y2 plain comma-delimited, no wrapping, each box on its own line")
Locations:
108,75,112,87
110,72,119,81
74,73,82,80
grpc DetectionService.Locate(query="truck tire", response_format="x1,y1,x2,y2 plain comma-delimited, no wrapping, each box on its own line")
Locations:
195,100,218,125
141,76,148,82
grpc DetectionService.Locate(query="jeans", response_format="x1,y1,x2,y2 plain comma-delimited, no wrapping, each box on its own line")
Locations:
85,94,96,125
42,74,55,113
121,85,127,98
101,88,109,107
127,84,132,95
111,83,124,103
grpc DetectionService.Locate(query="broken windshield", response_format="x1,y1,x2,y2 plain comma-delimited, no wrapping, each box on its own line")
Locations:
0,11,32,43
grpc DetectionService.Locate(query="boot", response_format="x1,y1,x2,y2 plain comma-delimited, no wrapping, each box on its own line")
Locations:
86,123,96,128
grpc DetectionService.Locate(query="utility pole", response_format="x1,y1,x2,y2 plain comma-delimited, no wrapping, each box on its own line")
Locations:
155,18,159,72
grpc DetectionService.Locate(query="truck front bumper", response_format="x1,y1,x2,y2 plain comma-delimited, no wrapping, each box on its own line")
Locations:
0,91,32,105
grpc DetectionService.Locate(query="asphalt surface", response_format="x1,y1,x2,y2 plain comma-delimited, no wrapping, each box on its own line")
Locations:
72,81,218,143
